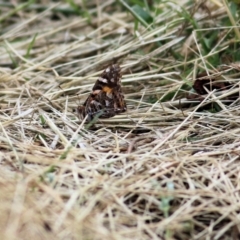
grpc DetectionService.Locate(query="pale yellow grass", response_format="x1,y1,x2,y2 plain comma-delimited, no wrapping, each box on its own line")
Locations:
0,1,240,239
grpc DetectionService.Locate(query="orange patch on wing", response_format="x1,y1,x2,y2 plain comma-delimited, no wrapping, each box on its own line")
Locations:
102,86,113,93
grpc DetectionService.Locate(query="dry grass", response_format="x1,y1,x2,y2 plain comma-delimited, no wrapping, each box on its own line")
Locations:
1,0,240,239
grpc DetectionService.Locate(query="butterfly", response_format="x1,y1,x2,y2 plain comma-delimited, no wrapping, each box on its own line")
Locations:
77,64,127,121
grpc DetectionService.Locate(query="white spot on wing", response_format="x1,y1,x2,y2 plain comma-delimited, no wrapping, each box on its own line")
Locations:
105,100,110,106
92,100,101,106
105,67,110,72
98,77,108,83
92,89,101,94
107,92,113,98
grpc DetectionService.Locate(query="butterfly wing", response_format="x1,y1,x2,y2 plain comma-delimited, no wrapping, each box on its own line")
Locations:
78,64,126,121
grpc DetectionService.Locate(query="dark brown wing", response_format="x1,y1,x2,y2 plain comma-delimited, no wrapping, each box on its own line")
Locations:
77,64,126,121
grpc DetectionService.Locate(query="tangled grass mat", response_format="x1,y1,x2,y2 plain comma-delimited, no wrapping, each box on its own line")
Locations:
1,1,240,239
